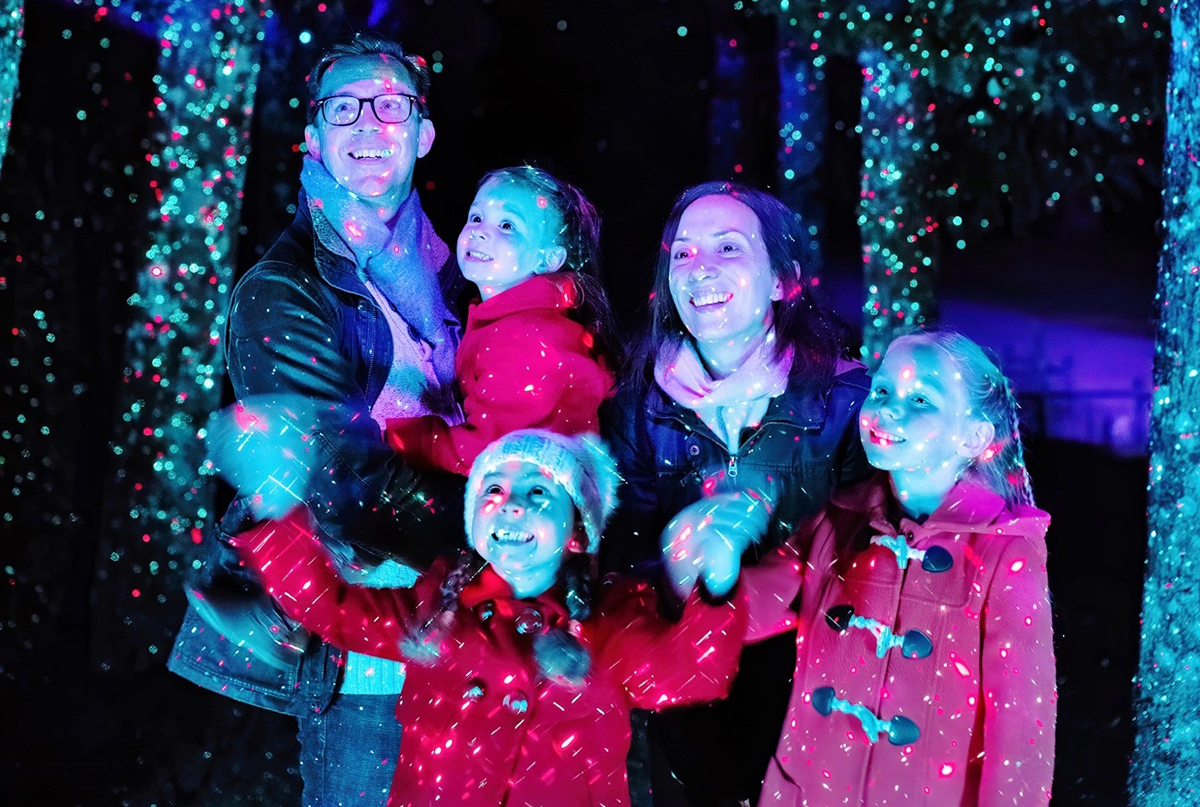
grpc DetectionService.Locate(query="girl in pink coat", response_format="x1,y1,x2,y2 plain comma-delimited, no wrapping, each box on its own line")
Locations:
692,331,1055,806
235,430,749,807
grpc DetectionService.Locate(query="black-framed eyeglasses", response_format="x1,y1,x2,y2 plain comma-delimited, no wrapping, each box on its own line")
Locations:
310,93,422,126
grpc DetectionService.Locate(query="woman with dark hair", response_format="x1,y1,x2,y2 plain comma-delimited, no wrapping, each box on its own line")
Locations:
606,182,872,807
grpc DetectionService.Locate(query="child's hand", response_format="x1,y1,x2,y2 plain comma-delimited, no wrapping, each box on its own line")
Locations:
661,491,771,599
204,395,320,521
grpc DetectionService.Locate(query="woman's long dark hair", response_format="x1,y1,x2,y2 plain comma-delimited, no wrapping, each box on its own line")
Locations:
625,181,849,397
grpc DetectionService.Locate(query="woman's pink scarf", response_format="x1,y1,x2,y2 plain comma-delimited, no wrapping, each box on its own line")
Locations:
654,334,793,452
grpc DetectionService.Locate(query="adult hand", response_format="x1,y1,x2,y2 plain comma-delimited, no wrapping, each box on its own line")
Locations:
660,491,771,599
204,395,321,521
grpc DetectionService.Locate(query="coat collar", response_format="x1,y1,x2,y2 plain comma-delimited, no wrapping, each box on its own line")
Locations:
292,195,374,300
459,566,571,627
465,273,579,329
645,359,855,434
830,471,1049,539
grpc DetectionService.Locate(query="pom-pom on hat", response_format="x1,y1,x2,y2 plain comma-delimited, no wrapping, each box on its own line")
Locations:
464,430,621,555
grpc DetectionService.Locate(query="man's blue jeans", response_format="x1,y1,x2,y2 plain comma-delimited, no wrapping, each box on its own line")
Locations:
296,693,400,806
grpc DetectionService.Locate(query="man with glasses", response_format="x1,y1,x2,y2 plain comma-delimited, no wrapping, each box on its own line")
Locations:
169,33,468,806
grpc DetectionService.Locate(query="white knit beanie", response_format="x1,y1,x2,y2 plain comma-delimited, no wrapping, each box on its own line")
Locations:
464,430,621,554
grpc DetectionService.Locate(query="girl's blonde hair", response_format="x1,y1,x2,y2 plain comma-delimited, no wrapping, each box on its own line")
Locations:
893,330,1035,508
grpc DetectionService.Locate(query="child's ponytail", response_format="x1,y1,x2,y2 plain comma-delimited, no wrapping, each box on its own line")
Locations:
533,546,594,686
400,549,487,664
985,374,1036,507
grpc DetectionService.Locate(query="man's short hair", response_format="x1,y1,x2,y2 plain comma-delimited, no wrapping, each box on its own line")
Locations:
306,32,432,122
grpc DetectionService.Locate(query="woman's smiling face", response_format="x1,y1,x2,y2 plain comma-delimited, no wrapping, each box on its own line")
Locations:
667,194,782,355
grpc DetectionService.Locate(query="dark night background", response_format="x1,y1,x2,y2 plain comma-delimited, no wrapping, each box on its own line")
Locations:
0,1,1157,805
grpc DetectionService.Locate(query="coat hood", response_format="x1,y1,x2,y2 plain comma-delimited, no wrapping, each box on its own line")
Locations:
466,273,579,329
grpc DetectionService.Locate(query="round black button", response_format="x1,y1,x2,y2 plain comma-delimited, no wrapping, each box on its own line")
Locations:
825,604,855,633
515,608,543,635
503,690,529,714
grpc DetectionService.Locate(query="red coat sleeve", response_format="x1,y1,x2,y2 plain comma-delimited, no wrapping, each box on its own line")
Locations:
235,507,444,662
386,313,611,476
977,533,1057,806
593,577,748,711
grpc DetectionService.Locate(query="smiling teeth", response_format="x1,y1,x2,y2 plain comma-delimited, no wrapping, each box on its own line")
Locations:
872,427,905,444
692,291,733,307
492,528,534,544
467,249,493,261
350,148,393,159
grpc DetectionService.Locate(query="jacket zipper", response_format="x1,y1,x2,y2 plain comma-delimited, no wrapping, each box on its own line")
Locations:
654,404,821,485
657,412,781,482
357,300,379,398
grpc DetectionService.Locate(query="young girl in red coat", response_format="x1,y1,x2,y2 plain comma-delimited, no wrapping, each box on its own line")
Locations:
685,331,1056,807
235,429,749,807
385,167,617,475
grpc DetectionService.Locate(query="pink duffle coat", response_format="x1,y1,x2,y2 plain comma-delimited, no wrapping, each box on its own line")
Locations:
741,473,1055,807
239,508,746,807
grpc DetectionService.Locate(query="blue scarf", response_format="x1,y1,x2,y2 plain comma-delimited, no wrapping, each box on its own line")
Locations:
300,156,457,386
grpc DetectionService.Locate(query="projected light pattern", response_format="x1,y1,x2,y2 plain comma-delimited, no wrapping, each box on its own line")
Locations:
1130,1,1200,803
747,0,1167,363
0,0,23,179
93,0,264,671
775,35,827,280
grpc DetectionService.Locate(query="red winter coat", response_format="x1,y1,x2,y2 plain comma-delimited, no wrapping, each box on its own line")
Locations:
741,473,1055,807
239,508,746,807
386,273,614,475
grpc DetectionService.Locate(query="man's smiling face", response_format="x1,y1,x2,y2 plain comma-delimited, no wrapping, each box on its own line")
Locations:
304,55,435,200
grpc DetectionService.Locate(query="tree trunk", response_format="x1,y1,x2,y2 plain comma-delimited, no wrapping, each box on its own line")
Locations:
90,3,263,671
0,0,23,179
1130,1,1200,803
857,47,938,366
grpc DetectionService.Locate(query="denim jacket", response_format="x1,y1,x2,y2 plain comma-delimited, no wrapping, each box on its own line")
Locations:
603,363,872,576
167,202,470,716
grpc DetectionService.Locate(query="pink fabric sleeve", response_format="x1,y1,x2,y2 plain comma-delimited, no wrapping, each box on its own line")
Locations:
740,540,806,643
595,579,748,711
978,533,1057,806
236,507,442,662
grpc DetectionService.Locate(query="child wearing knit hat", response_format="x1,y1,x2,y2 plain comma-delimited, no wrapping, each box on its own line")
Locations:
231,429,748,807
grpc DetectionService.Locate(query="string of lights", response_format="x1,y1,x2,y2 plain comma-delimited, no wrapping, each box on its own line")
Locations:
0,0,23,180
